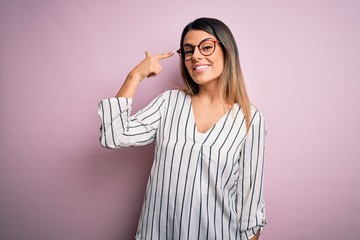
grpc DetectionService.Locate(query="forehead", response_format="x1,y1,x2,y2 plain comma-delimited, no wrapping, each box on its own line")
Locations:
183,30,216,44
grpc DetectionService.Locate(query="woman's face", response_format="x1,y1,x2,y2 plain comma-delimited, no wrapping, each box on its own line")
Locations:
183,30,224,88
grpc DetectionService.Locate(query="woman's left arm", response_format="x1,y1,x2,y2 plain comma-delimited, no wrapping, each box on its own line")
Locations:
238,110,266,239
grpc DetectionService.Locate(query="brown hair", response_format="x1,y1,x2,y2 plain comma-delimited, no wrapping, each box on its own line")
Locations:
179,17,252,130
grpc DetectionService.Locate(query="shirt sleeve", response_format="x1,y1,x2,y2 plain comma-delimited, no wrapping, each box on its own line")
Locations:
97,94,164,148
237,110,266,239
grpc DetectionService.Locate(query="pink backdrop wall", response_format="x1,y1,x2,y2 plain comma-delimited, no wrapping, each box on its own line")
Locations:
1,0,359,239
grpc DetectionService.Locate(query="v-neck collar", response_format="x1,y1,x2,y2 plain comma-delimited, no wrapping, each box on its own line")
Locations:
187,94,231,142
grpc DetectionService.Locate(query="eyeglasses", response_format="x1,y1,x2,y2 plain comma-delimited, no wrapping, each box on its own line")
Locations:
177,38,221,61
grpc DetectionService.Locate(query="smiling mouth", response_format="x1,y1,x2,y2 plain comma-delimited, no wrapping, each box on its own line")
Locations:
193,65,210,70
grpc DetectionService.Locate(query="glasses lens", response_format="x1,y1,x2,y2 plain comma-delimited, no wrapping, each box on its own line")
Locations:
182,47,194,61
199,40,215,56
179,40,217,61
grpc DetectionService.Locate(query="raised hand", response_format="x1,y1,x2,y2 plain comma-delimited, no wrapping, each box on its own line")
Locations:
116,50,175,98
129,51,175,81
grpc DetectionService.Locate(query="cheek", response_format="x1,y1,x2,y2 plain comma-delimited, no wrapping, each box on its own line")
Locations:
216,57,225,72
219,60,225,72
216,50,225,68
212,58,223,73
184,63,193,74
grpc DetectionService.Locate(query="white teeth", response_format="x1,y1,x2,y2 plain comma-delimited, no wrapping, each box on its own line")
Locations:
194,65,209,70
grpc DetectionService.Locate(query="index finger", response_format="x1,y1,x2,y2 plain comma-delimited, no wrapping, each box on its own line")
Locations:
154,51,176,61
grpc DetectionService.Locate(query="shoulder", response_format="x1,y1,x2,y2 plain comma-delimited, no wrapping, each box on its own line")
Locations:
250,105,263,118
162,89,188,97
150,90,189,111
250,105,265,128
160,89,189,102
234,104,264,122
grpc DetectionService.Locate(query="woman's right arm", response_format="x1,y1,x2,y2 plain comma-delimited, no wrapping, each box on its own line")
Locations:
115,51,174,98
98,51,174,148
98,95,163,148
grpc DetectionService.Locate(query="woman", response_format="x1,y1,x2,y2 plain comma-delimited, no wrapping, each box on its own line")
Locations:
98,17,266,240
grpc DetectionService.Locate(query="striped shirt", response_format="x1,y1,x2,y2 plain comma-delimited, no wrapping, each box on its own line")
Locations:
98,90,266,240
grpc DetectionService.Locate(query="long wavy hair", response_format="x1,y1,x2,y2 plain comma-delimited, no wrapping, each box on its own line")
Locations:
179,17,252,130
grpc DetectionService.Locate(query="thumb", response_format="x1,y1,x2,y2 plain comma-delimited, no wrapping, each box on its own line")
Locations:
145,51,151,59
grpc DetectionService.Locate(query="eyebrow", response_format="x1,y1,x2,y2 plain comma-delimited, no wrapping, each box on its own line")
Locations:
183,37,214,47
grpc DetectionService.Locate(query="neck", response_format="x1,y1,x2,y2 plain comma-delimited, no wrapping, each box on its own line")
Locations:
196,82,224,104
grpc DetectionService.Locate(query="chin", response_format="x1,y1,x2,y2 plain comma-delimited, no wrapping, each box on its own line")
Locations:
192,76,219,86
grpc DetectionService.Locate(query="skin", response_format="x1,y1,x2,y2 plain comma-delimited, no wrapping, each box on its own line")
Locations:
253,230,260,240
115,30,260,240
116,51,174,98
182,30,228,133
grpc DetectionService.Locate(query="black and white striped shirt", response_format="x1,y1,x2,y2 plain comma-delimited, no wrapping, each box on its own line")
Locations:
98,90,266,240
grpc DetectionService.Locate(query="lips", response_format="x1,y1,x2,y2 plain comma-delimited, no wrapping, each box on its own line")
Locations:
193,64,210,71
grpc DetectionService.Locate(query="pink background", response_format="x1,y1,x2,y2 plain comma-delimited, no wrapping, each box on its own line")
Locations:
1,0,359,239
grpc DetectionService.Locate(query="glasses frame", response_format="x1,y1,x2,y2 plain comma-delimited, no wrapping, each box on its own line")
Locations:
177,38,221,61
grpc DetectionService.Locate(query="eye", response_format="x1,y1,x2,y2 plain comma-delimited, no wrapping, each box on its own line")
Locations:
184,48,194,56
200,42,214,52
